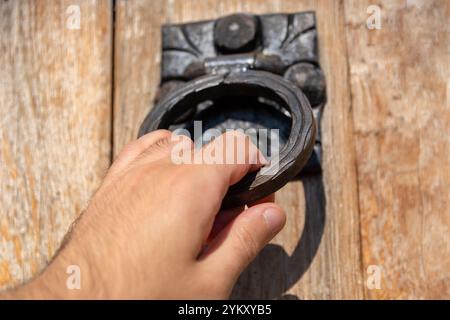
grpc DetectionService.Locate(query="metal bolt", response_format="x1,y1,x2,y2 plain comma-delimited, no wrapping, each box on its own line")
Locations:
214,14,259,53
284,63,326,107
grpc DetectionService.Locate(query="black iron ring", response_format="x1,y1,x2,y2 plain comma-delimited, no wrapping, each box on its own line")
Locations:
138,70,315,209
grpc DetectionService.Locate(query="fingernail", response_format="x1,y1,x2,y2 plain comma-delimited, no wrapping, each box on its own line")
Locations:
262,207,284,232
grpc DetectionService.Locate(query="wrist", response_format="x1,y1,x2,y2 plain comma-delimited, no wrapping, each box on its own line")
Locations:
9,243,105,299
2,212,110,299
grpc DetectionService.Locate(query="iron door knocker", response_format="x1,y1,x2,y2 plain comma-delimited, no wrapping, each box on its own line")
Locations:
139,12,326,208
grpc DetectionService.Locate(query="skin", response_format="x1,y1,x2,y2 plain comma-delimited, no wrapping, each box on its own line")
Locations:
1,130,286,299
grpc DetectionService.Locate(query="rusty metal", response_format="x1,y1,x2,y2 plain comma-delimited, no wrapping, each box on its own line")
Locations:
139,12,327,208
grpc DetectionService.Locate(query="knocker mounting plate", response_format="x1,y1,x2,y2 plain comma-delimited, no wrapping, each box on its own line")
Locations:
139,12,326,208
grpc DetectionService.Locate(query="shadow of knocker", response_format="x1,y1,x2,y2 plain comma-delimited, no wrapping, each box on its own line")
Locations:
230,174,326,300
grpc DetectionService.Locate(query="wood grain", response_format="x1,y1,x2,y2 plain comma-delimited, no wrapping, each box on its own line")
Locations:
3,0,446,299
114,0,364,299
344,0,450,298
0,0,112,289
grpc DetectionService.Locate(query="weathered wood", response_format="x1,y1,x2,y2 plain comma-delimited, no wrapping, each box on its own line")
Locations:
0,0,112,289
344,0,450,298
5,0,446,299
114,0,364,299
138,73,316,209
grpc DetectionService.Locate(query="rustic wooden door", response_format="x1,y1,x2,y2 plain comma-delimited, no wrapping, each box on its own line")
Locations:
1,0,449,299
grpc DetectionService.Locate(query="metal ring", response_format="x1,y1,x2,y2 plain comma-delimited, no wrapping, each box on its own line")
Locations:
138,70,315,208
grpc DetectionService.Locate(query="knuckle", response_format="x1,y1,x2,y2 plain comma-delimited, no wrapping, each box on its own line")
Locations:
216,130,246,147
225,130,246,139
172,133,194,146
141,138,171,158
142,129,172,142
153,129,172,136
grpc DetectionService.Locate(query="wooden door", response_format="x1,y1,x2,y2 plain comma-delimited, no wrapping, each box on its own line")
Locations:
1,0,449,299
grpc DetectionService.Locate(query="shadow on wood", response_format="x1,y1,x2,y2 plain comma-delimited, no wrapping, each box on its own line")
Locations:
231,175,326,299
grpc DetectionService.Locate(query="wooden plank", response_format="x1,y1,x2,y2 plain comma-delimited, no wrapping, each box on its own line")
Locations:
344,0,450,298
0,0,112,289
114,0,364,299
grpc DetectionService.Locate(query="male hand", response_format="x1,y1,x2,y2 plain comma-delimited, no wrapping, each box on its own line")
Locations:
3,130,286,299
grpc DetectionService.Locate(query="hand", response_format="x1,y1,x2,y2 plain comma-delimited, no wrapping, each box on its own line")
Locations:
3,130,286,299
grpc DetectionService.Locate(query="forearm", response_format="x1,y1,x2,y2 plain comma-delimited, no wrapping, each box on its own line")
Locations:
1,251,98,299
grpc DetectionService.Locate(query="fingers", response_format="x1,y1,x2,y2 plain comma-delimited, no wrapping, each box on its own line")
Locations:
176,131,269,249
106,130,193,180
197,131,267,187
107,130,172,177
111,130,265,196
134,132,193,165
186,131,268,214
206,206,245,244
199,203,286,284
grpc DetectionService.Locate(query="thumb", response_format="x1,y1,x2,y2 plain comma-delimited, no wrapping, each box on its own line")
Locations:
199,203,286,286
